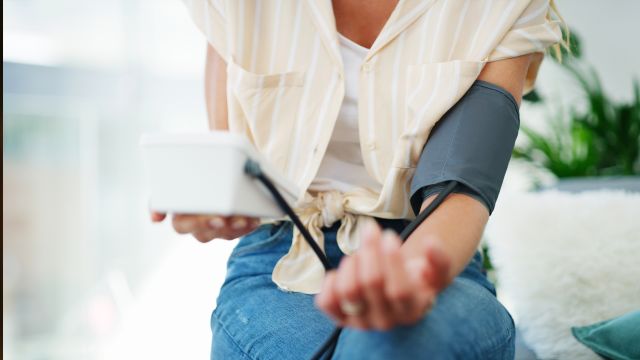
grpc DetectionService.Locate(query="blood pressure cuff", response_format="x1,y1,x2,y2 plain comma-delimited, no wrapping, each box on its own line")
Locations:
409,80,520,215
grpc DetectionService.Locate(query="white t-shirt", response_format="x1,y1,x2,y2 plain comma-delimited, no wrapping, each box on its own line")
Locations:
308,34,381,194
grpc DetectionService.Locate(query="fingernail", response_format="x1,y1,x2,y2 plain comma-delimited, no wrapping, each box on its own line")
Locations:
231,217,248,230
366,219,377,235
361,218,378,243
382,231,398,252
209,217,225,229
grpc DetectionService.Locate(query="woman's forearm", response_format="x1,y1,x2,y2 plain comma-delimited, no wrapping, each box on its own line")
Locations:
401,193,489,284
401,54,531,283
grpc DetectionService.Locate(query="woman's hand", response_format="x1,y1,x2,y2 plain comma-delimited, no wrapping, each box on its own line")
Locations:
315,221,451,330
151,212,260,242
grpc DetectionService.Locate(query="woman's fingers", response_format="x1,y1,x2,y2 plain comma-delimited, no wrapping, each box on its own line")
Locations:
406,245,450,318
225,216,261,239
207,215,227,230
317,222,449,331
335,255,368,329
172,214,198,234
171,214,260,240
173,214,214,234
381,231,419,325
192,230,218,243
358,222,392,330
207,216,260,239
150,212,166,222
315,270,345,322
421,245,452,292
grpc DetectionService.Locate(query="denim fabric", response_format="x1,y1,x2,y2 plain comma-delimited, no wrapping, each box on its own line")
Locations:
211,221,515,360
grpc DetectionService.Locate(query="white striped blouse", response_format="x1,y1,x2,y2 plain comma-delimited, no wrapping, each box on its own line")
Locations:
181,0,562,294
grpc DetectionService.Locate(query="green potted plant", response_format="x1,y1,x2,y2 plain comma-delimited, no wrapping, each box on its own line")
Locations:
514,31,640,191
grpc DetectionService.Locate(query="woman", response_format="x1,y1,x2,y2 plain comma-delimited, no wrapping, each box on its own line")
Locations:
152,0,562,358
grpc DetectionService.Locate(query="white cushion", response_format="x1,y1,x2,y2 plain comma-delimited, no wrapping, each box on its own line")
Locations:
486,190,640,360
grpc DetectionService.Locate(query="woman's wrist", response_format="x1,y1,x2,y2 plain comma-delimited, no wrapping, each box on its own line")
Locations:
401,193,488,286
400,233,456,286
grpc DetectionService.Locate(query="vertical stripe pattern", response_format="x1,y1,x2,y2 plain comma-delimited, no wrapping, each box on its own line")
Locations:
182,0,562,294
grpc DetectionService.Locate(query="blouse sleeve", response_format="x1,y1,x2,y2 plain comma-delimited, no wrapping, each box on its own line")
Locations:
180,0,228,60
487,0,563,93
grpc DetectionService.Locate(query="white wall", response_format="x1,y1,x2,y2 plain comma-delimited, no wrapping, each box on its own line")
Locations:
502,0,640,192
538,0,640,102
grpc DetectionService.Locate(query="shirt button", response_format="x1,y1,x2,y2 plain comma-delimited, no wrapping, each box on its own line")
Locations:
362,63,373,73
367,141,376,150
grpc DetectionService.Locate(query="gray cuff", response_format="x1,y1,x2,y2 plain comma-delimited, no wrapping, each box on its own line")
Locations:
409,80,520,215
413,182,488,213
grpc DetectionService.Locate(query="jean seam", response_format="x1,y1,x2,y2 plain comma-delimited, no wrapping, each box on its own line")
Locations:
482,324,515,359
476,294,516,358
212,311,255,360
450,276,512,358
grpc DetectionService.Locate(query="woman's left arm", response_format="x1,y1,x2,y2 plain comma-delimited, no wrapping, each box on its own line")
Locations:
316,53,536,330
401,53,536,284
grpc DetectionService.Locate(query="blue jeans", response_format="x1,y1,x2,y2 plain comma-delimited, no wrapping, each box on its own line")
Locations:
211,221,515,359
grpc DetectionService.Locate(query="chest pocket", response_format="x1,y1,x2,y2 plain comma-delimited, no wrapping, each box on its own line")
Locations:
227,61,306,171
400,60,484,168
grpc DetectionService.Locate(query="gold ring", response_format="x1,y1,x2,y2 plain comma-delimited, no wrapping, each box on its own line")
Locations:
340,300,365,316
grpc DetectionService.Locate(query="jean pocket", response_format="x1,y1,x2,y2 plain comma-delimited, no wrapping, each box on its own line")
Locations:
230,222,290,259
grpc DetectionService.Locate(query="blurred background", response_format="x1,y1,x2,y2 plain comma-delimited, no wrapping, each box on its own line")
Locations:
3,1,639,359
